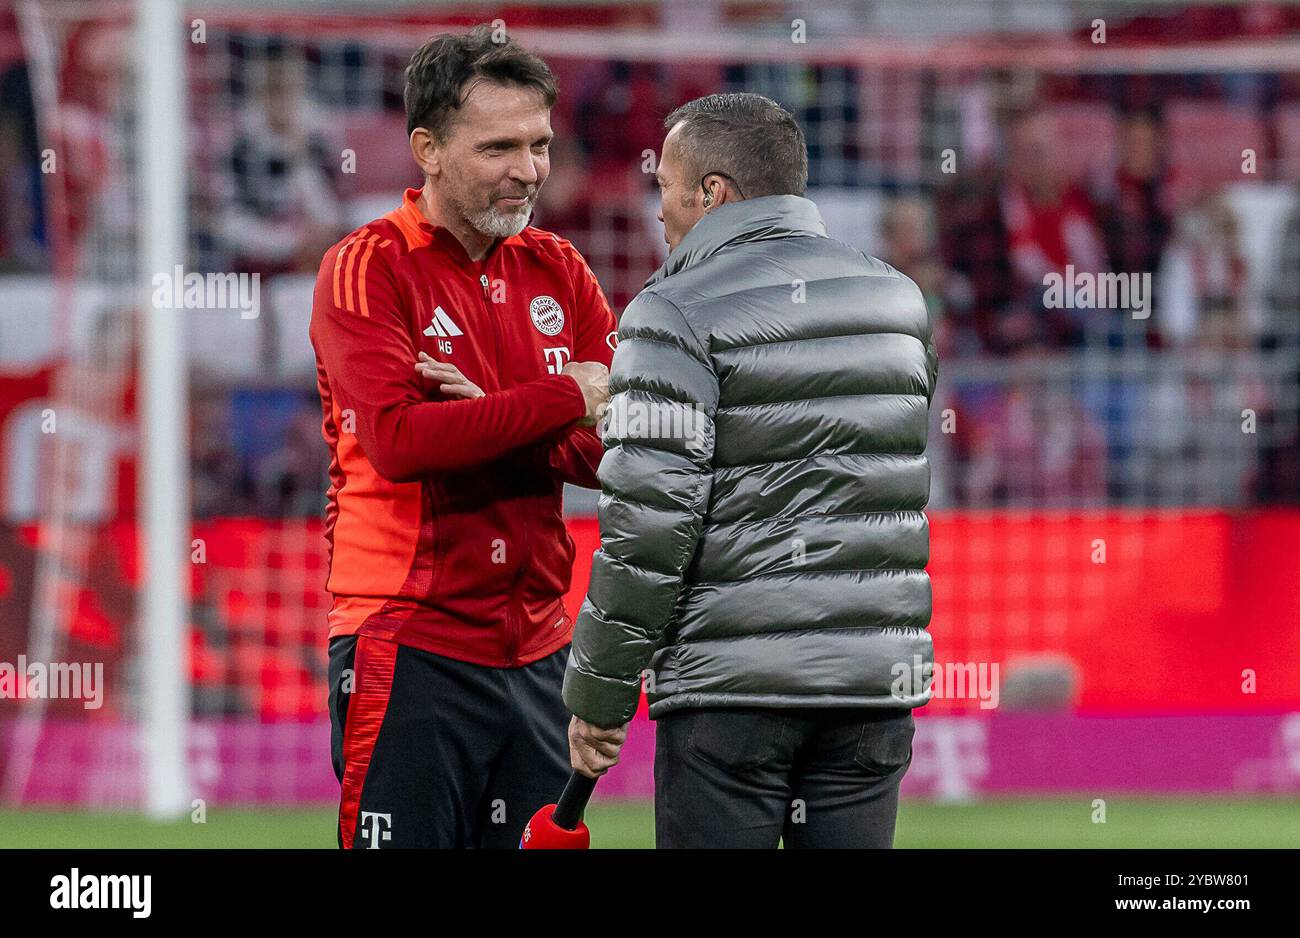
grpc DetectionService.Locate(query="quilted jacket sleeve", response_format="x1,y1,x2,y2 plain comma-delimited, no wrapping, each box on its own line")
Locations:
924,301,940,405
562,290,719,727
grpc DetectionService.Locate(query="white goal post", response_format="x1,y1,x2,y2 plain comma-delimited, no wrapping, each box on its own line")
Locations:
137,0,192,820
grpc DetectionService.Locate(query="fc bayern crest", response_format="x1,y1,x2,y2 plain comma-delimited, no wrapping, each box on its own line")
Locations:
529,295,565,336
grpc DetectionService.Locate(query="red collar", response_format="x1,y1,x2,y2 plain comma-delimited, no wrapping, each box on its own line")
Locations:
384,187,526,257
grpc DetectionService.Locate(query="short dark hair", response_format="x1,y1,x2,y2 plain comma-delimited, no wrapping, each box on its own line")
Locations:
404,25,557,139
664,93,808,198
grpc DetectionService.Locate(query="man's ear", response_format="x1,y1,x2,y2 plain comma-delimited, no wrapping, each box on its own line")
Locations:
410,127,441,178
702,175,733,212
702,178,722,211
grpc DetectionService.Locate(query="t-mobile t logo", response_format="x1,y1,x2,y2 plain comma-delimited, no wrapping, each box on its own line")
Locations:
543,346,571,374
359,811,392,848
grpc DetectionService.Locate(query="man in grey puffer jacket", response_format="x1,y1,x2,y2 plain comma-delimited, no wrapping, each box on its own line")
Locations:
562,93,939,848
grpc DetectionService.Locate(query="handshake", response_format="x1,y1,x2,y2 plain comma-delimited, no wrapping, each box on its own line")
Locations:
415,352,610,427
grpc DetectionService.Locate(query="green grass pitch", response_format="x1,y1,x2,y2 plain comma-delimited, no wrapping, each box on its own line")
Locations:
1,797,1296,848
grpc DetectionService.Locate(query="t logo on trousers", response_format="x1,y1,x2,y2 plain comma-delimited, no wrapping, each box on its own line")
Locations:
360,811,392,848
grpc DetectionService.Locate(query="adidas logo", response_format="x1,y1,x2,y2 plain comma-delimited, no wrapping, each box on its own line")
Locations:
423,306,464,338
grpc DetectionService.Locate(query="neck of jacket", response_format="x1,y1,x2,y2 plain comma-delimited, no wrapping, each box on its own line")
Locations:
647,194,828,287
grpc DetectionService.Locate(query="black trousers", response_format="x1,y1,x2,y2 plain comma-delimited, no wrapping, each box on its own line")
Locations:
328,634,570,849
654,706,916,848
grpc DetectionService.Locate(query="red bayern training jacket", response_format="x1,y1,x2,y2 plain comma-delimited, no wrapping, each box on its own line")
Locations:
310,187,617,666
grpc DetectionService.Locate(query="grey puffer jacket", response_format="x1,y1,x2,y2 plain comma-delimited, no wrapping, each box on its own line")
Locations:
562,195,938,727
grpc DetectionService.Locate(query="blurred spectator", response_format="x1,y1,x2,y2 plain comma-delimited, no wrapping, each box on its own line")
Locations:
49,21,129,271
1098,109,1173,274
881,196,942,301
880,196,974,359
217,57,344,276
998,111,1107,351
1094,108,1175,349
1157,192,1251,350
0,65,46,271
935,162,1014,354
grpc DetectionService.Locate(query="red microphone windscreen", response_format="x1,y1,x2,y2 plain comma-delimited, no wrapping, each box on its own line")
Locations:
519,804,591,850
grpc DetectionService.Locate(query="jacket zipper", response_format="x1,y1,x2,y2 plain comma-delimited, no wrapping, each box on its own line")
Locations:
480,271,506,381
479,259,526,664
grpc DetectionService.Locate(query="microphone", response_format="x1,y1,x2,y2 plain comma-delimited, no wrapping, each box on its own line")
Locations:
519,771,598,849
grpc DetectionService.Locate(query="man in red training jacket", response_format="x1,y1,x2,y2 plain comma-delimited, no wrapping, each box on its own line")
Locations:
310,26,614,848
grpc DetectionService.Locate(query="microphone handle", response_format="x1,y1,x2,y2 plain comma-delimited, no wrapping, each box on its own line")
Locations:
552,771,598,830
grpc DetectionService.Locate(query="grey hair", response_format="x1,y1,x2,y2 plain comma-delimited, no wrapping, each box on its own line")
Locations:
663,92,808,199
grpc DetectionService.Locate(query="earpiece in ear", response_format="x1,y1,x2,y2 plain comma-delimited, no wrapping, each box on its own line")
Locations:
703,193,713,208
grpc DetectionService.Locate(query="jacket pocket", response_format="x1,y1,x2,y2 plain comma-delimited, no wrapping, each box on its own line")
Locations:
853,710,916,775
686,709,787,773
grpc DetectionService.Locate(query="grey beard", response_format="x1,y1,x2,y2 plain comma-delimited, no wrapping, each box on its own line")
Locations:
466,200,534,238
